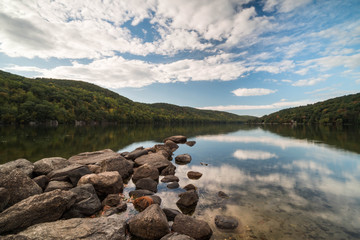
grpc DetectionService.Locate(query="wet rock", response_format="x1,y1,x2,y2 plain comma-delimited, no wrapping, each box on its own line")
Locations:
32,175,50,190
44,181,73,192
154,145,173,160
0,189,76,234
163,208,181,221
187,171,202,180
185,141,196,147
125,148,148,160
172,214,213,240
0,159,34,177
164,140,179,152
0,169,42,208
100,157,134,180
167,182,180,189
177,190,199,208
63,184,102,219
87,164,101,173
164,135,187,144
135,177,158,193
161,232,195,240
161,175,179,183
129,189,154,198
68,149,122,165
47,164,92,186
78,171,123,198
135,153,170,171
161,163,177,176
175,154,192,165
133,195,160,212
3,214,127,239
33,157,70,176
132,164,159,183
102,194,121,207
128,204,170,240
217,191,229,198
214,215,239,230
0,188,10,212
183,184,196,191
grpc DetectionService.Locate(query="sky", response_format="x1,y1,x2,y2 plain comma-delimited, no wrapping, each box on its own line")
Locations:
0,0,359,117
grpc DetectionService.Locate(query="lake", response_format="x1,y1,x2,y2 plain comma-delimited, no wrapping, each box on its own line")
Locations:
1,124,360,239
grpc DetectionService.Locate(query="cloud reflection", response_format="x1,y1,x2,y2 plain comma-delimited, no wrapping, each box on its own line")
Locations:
233,149,278,160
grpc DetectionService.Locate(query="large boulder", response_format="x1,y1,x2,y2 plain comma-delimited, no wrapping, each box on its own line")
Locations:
175,154,192,165
2,214,127,240
68,149,122,165
100,157,134,180
0,189,76,234
163,135,187,144
172,214,213,240
77,171,123,197
134,153,170,171
135,178,158,193
44,181,73,192
164,140,179,152
214,215,239,230
47,164,92,185
163,208,181,221
0,188,10,212
33,157,70,176
132,164,159,183
0,159,34,177
176,190,199,215
0,169,42,208
161,232,195,240
62,184,102,219
128,204,170,240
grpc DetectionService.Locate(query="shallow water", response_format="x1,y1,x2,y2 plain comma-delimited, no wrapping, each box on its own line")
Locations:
1,124,360,239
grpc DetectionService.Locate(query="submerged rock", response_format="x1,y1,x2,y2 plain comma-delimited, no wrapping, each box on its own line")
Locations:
214,215,239,230
172,214,212,240
217,191,229,198
175,154,192,165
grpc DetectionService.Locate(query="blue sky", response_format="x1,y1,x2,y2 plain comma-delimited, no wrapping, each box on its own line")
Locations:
0,0,359,117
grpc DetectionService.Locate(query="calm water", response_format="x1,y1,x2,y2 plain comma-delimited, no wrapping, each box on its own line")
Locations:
1,124,360,239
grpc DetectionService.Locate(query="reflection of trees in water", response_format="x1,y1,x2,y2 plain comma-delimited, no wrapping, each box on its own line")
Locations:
0,123,254,163
261,124,360,154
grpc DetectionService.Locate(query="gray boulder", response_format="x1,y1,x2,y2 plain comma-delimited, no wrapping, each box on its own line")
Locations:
100,157,134,180
132,164,159,183
44,181,73,192
134,153,170,171
0,188,10,212
33,157,70,175
175,154,192,165
68,149,122,165
0,169,42,208
214,215,239,230
135,178,158,193
161,232,195,240
78,171,123,197
0,159,34,177
128,204,170,240
47,164,92,185
163,135,187,144
161,175,179,183
2,214,127,240
172,214,212,240
32,175,50,190
0,189,76,234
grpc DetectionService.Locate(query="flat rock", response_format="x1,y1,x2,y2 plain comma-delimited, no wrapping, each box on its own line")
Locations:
163,208,181,221
161,175,179,183
2,214,127,240
33,157,70,176
175,154,192,165
167,182,180,189
125,148,148,160
135,153,170,171
0,169,42,208
68,149,122,165
0,159,34,177
132,164,159,183
78,171,123,198
0,187,10,212
135,177,158,193
128,204,170,240
172,214,213,240
0,189,76,234
187,171,202,180
44,180,73,192
161,232,195,240
214,215,239,230
32,175,50,190
160,163,177,176
100,157,134,180
163,135,187,144
47,164,92,185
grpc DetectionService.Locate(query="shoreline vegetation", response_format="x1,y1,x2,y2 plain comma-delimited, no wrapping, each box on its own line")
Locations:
0,135,238,239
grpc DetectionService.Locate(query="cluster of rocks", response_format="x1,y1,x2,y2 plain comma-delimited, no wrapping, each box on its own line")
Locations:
0,135,238,239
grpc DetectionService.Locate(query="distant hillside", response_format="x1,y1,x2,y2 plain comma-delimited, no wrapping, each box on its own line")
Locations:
0,70,254,124
259,93,360,125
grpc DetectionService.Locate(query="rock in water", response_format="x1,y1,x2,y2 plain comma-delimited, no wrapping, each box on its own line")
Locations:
2,214,127,240
0,189,76,234
172,214,213,240
132,164,159,183
187,171,202,180
134,153,170,171
163,135,187,144
128,204,170,240
161,175,179,183
135,178,158,193
217,191,229,198
214,215,239,230
175,154,192,165
185,141,196,147
177,190,199,207
183,184,196,191
164,140,179,152
160,163,177,176
129,189,154,198
167,182,180,189
162,208,181,221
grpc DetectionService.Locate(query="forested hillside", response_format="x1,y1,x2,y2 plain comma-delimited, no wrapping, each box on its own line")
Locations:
0,70,252,124
259,93,360,125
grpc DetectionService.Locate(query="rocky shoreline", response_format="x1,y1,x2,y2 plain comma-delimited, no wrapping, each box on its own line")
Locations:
0,135,238,240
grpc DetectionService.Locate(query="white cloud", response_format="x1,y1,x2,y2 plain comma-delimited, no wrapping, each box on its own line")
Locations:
263,0,312,13
233,149,278,160
292,74,331,87
232,88,277,96
199,99,312,111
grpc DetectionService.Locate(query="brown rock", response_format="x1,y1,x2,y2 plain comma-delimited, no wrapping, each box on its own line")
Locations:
172,214,212,240
187,171,202,180
78,171,123,197
163,135,187,144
